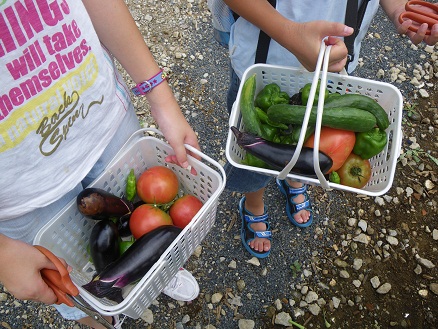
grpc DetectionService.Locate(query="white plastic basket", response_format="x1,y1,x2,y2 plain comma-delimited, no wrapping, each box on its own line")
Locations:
34,128,226,319
226,63,403,196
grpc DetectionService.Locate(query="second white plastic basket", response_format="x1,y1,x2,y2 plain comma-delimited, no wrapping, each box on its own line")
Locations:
226,64,403,196
34,129,226,318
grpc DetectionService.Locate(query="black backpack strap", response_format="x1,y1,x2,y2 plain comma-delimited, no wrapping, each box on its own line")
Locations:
254,0,276,64
344,0,370,70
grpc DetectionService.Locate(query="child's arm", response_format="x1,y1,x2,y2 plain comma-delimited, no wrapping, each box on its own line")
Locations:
82,0,200,168
224,0,354,72
380,0,438,45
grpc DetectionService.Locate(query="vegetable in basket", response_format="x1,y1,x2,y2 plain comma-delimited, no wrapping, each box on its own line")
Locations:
89,220,120,273
254,82,290,111
324,93,390,130
337,153,372,189
125,169,136,202
77,188,134,220
300,80,329,106
83,225,182,303
353,128,387,160
230,126,333,177
267,104,377,132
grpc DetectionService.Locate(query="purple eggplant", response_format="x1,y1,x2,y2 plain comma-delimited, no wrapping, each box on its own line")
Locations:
83,225,182,303
89,220,120,273
77,188,134,220
231,126,333,176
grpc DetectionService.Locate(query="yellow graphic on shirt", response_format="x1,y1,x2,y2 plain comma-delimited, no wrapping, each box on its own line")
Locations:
0,54,98,153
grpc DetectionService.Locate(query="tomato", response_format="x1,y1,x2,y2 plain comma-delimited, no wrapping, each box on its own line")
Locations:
169,195,203,229
337,153,372,189
136,166,179,204
129,204,173,239
304,127,356,172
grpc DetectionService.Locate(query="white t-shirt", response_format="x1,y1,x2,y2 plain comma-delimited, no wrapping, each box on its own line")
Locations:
0,0,131,219
228,0,380,78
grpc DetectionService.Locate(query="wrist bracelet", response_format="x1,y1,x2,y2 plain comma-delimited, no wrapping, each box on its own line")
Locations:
131,70,167,96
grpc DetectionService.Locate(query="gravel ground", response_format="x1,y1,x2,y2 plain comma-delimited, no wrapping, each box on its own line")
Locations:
1,1,437,328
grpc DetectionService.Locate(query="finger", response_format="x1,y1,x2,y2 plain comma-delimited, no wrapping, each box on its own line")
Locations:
37,281,59,304
411,23,428,45
324,22,354,38
424,24,438,46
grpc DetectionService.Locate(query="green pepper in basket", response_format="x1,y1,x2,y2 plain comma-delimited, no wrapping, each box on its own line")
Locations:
255,83,289,111
125,169,136,201
353,128,387,160
301,80,329,106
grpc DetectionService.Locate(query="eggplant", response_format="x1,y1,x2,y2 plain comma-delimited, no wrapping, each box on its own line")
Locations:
231,126,333,176
77,188,134,220
89,220,120,273
83,225,182,302
116,214,132,238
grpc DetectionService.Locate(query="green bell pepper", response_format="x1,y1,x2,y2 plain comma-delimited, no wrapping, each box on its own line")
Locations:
255,83,289,111
301,80,329,106
353,128,387,160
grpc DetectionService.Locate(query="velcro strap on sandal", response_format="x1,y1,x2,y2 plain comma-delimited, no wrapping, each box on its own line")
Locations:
254,230,272,238
287,185,308,195
292,199,311,213
244,213,269,223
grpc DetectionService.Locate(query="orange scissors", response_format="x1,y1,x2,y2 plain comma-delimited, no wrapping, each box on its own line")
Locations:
34,245,115,329
399,0,438,35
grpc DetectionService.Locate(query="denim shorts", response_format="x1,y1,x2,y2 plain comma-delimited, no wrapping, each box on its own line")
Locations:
225,68,273,193
0,106,140,320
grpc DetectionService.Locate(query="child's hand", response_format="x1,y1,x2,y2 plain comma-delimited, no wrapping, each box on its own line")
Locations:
0,237,62,304
279,20,354,73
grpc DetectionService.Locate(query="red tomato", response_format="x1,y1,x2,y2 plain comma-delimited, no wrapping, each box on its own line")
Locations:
169,195,203,229
338,153,372,189
137,166,179,204
129,204,173,239
304,127,356,172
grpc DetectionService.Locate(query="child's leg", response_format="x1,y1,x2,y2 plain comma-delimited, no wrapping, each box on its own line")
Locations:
243,188,271,253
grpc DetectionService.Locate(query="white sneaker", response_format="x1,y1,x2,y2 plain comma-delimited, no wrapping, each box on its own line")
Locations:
162,267,200,301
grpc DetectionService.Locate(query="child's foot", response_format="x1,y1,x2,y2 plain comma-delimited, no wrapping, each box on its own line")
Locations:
276,179,313,228
239,197,272,258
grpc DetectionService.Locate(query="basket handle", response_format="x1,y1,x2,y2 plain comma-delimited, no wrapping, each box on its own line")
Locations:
277,40,331,189
107,127,226,187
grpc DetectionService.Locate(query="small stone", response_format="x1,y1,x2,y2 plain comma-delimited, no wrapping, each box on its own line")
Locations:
418,289,428,298
386,236,399,246
353,258,363,270
353,233,371,244
430,283,438,295
237,280,246,292
211,292,223,304
305,291,318,303
228,260,237,269
376,283,392,294
370,276,381,289
140,309,154,324
358,220,368,232
308,303,321,315
416,255,436,269
274,312,292,326
332,296,341,308
246,257,261,266
339,270,350,279
238,319,255,329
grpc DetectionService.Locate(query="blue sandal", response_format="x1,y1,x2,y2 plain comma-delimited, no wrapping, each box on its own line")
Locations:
276,179,313,228
239,197,272,259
